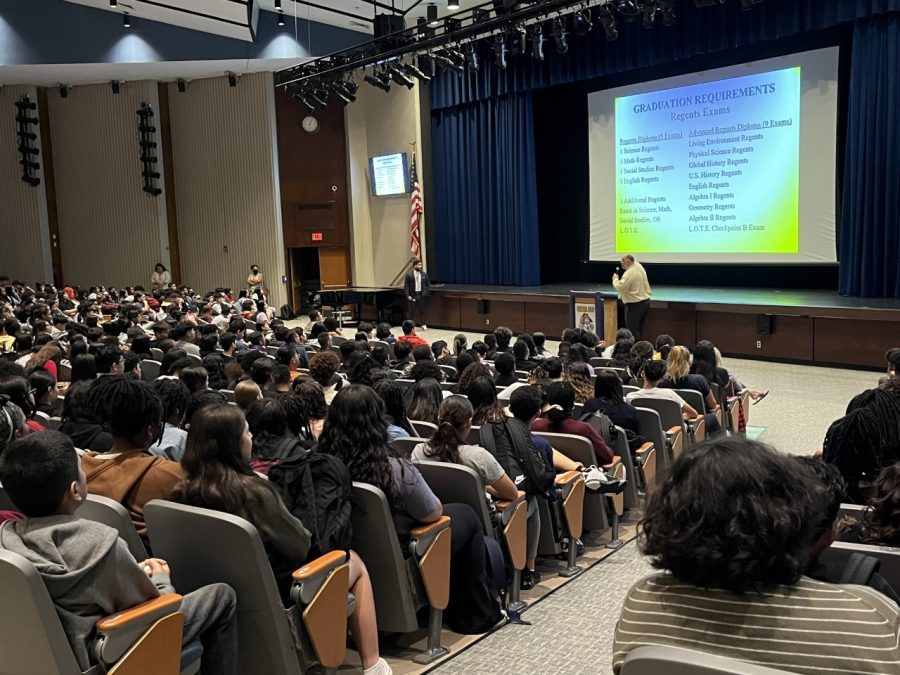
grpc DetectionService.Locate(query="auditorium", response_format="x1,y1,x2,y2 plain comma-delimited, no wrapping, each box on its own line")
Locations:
2,0,900,673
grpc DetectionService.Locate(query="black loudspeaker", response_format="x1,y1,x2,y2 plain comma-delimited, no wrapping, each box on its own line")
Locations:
756,314,773,335
374,14,405,38
476,299,488,315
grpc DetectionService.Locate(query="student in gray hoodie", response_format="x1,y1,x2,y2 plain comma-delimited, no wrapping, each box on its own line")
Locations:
0,431,238,674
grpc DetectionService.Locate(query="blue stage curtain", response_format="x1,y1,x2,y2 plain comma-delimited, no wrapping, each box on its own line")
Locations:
432,93,540,285
839,14,900,298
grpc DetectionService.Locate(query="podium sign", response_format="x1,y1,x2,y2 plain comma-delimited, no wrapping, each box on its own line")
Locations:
569,291,618,342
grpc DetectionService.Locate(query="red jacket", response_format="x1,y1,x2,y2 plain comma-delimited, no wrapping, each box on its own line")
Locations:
397,333,429,349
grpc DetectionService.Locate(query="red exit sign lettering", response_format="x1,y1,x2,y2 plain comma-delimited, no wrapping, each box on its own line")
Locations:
311,233,323,242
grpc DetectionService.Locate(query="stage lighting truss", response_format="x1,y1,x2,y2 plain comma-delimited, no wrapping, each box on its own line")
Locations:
277,0,762,108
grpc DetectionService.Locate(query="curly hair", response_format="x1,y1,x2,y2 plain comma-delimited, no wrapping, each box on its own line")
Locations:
639,437,826,594
457,362,494,396
85,375,163,443
859,464,900,546
309,351,340,387
293,380,328,420
563,362,593,403
318,384,399,508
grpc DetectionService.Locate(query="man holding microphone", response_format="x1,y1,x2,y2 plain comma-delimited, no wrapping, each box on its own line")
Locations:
612,254,652,340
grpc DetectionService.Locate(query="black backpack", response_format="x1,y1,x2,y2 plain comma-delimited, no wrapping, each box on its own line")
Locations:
479,418,555,496
268,449,353,558
579,411,616,447
279,304,294,320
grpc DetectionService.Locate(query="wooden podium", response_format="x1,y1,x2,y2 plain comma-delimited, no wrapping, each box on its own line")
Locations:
568,291,619,342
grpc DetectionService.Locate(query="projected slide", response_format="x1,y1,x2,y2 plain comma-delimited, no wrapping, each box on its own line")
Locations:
616,68,800,253
588,48,839,264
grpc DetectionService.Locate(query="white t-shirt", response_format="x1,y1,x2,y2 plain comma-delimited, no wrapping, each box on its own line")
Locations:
411,442,505,486
626,387,686,408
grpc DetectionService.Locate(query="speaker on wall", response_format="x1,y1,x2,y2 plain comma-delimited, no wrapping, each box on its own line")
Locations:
756,314,773,335
476,299,488,315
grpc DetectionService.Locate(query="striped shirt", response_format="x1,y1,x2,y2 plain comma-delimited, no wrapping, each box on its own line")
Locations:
613,574,900,674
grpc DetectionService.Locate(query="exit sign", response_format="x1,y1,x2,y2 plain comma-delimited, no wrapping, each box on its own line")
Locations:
311,233,323,242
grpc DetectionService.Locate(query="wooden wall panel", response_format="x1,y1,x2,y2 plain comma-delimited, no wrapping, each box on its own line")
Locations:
274,89,349,250
697,311,814,361
168,73,285,306
524,302,569,338
0,85,50,283
814,318,896,368
425,294,461,330
459,299,525,334
644,305,698,348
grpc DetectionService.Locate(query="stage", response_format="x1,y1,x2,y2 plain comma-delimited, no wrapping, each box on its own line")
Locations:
424,283,900,369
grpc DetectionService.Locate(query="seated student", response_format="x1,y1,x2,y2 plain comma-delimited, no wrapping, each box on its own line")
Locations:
562,362,594,404
250,358,276,398
0,375,44,432
94,344,127,375
513,340,537,373
151,378,191,461
391,339,413,371
432,340,456,368
245,398,299,476
609,339,633,368
320,385,503,634
173,404,390,674
80,376,183,542
277,392,317,447
493,327,513,354
691,339,768,402
276,344,303,381
29,368,61,417
396,320,428,349
219,332,238,361
373,379,416,441
653,334,675,361
0,431,238,674
613,437,900,674
532,332,551,359
840,463,900,547
407,377,444,425
0,393,29,461
270,365,292,394
798,457,900,603
375,322,396,345
581,370,640,434
309,351,342,404
59,380,113,452
467,376,507,427
179,366,209,394
602,328,634,359
625,360,699,421
409,360,445,384
323,316,342,337
292,380,328,440
659,346,720,415
493,352,518,388
532,381,614,465
233,379,263,411
481,334,498,361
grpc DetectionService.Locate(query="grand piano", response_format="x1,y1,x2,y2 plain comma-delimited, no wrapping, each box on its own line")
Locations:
318,287,401,324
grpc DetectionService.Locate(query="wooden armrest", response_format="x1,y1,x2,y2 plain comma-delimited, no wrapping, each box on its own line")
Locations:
96,594,182,632
410,515,451,538
292,549,348,582
555,470,580,487
666,425,682,435
602,455,622,470
495,490,526,510
688,416,703,424
636,441,654,454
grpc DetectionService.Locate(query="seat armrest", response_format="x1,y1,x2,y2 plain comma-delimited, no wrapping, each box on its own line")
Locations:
410,517,452,611
494,490,526,511
635,441,654,455
602,455,621,470
94,594,183,665
666,425,682,435
687,416,703,424
292,549,349,583
555,470,580,487
410,515,451,558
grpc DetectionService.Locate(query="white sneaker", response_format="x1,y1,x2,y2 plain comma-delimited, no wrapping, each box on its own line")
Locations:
581,465,627,494
420,324,428,330
363,657,393,675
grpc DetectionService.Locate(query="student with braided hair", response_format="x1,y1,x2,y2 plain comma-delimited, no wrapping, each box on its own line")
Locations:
80,376,182,542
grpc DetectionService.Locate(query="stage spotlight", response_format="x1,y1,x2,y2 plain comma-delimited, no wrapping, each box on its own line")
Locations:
388,65,415,89
472,8,490,23
341,80,359,97
551,17,568,54
426,3,438,25
530,24,544,61
57,84,69,98
123,12,131,28
597,4,617,40
616,0,640,16
509,23,528,55
110,80,121,94
740,0,763,8
660,0,676,25
641,1,657,28
226,71,238,87
310,87,329,107
292,91,316,112
277,11,285,26
492,34,507,70
466,42,479,71
405,61,432,82
364,72,391,92
330,82,355,105
176,78,188,93
417,54,436,78
573,8,592,35
433,51,464,72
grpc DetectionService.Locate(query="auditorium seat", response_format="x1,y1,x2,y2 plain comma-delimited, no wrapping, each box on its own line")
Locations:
821,541,900,590
0,548,199,675
144,500,351,674
349,483,451,665
410,420,438,439
150,348,164,361
331,336,348,346
184,354,203,367
634,407,672,476
218,389,235,403
621,645,791,674
414,460,529,612
466,425,481,445
590,357,615,368
532,431,611,533
33,411,52,427
436,365,457,380
630,398,686,459
389,436,430,458
536,471,586,577
58,362,72,383
265,346,279,357
140,359,162,382
78,494,148,561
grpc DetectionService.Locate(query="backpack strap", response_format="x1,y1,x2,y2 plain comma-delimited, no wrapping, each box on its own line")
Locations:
479,423,496,454
838,552,880,586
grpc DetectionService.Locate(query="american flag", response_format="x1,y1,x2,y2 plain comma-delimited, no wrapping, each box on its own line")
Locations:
409,154,422,257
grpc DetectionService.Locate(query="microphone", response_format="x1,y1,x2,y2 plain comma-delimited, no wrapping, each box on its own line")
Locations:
615,266,621,275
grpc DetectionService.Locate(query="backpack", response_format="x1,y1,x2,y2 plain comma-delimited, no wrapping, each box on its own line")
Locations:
479,418,555,496
279,304,294,320
579,411,616,447
268,449,353,558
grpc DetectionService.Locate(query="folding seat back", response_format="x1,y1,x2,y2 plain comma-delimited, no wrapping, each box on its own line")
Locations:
369,340,389,352
621,645,791,674
218,389,235,403
350,483,451,664
467,425,482,445
58,362,72,382
623,385,640,396
635,407,670,476
0,482,18,511
78,494,148,562
145,500,349,675
266,346,279,357
150,348,164,361
820,541,900,591
410,420,438,439
631,397,684,460
140,359,161,383
440,381,456,392
389,437,430,458
590,357,615,368
331,336,348,346
437,365,457,380
34,411,52,427
612,426,639,509
46,416,64,431
184,354,203,367
395,378,415,391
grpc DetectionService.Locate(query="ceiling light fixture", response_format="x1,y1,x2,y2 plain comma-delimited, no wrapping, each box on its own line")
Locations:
364,72,391,92
598,4,617,40
531,24,544,61
447,0,460,9
552,17,568,54
388,64,415,89
492,34,507,70
123,13,131,28
427,3,439,25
